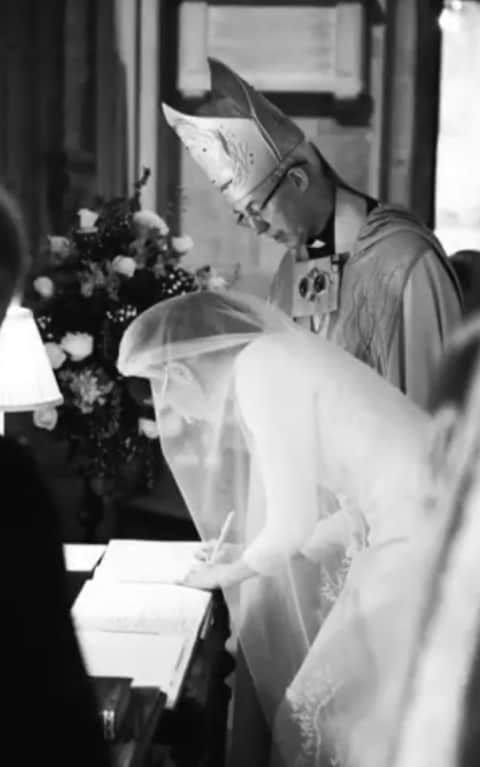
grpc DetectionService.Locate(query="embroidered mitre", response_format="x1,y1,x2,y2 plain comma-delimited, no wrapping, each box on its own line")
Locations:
162,58,305,208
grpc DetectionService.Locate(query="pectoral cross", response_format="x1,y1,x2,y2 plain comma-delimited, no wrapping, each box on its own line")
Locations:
291,251,346,335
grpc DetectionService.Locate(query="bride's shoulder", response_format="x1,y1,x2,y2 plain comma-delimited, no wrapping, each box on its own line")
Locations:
233,333,312,414
235,333,291,378
233,335,295,419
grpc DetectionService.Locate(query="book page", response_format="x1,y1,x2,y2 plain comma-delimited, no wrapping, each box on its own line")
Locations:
63,544,106,572
94,539,202,584
76,630,185,706
72,580,211,635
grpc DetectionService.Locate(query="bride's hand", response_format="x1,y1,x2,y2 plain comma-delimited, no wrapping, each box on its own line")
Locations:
180,563,231,590
195,541,241,564
181,556,257,590
195,540,215,562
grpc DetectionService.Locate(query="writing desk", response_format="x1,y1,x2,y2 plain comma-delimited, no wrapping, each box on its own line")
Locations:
112,687,167,767
66,556,233,767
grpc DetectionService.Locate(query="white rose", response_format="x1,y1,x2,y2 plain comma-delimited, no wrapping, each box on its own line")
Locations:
33,276,55,298
138,418,159,440
209,274,228,290
61,332,94,362
133,210,169,237
171,234,194,254
44,342,66,370
33,406,58,431
77,208,99,230
80,280,95,298
112,255,136,278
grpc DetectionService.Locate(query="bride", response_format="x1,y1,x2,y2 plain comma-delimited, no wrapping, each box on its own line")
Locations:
117,289,432,766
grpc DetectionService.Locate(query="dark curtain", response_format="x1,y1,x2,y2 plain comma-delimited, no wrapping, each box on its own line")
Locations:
95,0,129,200
0,0,129,246
0,0,130,541
0,0,64,248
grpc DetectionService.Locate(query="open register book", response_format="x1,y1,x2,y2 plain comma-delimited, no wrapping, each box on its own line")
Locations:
93,538,203,584
71,539,211,708
63,543,107,572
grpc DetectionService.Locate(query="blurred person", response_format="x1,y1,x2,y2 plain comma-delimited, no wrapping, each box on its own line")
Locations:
0,186,111,766
386,315,480,767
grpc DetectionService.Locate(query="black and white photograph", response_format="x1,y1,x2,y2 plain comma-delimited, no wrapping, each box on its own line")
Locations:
0,1,479,765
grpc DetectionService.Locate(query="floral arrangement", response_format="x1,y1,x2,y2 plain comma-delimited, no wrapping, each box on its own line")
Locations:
28,169,237,495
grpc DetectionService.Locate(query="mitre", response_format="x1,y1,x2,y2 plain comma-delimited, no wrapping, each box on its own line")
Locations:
162,58,305,209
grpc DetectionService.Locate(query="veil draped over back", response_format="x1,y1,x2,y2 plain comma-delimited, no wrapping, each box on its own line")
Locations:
118,290,322,718
118,291,335,718
118,289,435,764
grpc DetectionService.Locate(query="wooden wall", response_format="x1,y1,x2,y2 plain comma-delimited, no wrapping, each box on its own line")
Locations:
381,0,443,227
0,0,444,272
0,0,130,541
0,0,446,261
0,0,65,247
0,0,129,250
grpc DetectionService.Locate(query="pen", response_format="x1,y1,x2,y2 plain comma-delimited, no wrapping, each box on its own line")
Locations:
209,511,235,564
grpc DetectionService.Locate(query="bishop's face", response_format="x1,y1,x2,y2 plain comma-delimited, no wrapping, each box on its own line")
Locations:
234,167,318,250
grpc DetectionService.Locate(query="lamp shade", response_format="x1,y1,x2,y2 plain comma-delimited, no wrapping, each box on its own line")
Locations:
0,304,63,411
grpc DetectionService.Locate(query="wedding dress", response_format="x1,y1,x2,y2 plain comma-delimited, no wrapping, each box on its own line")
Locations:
117,289,432,767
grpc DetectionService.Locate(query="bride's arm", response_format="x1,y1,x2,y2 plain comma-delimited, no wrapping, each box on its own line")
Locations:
183,337,354,590
233,338,322,575
184,339,318,589
236,340,369,572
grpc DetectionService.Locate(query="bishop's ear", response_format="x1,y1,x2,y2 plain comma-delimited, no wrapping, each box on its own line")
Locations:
287,165,310,194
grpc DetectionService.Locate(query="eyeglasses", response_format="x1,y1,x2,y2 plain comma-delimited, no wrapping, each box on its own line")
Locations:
236,203,270,234
235,161,307,234
235,169,290,233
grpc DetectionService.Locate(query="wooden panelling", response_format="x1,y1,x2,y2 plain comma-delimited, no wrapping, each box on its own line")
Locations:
381,0,442,225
